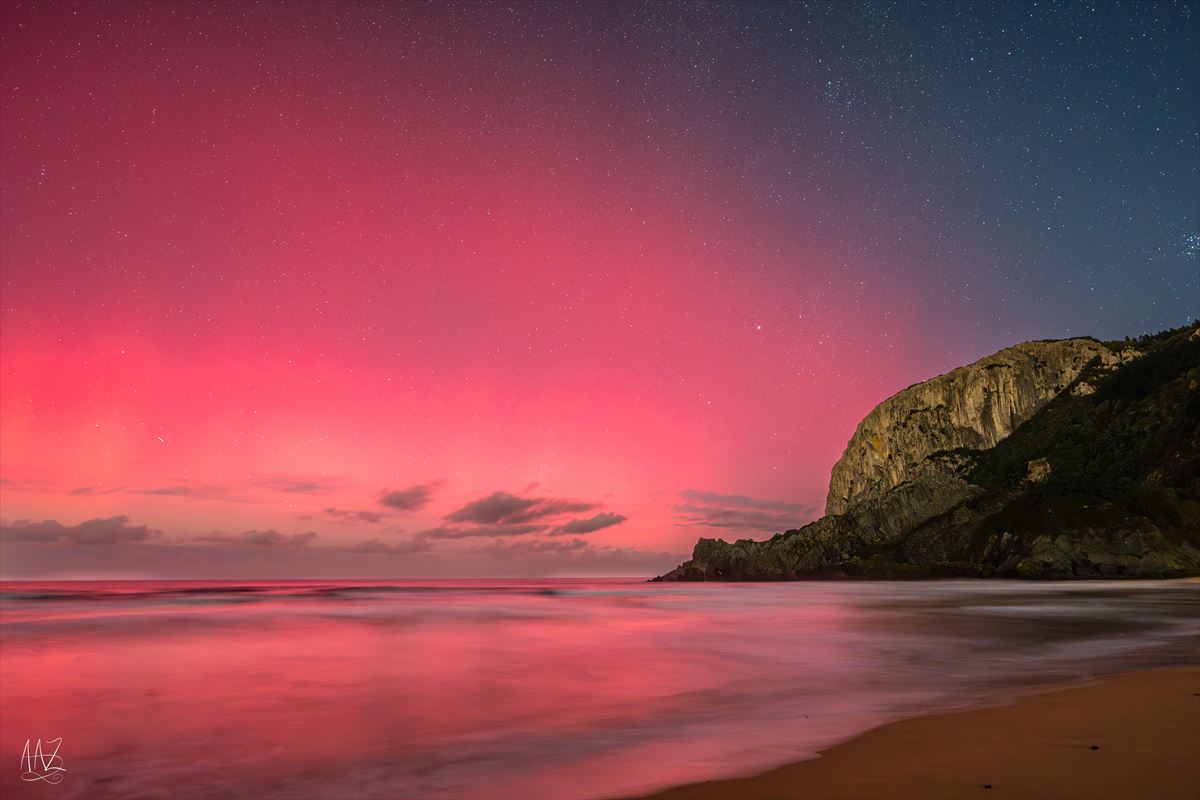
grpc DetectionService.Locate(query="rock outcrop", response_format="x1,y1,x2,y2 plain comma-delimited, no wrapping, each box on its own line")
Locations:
825,339,1111,515
655,324,1200,581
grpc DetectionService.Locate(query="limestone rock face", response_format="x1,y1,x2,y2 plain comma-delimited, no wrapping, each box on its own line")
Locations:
825,338,1110,515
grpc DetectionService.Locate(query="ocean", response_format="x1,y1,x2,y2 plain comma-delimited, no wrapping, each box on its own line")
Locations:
1,578,1197,799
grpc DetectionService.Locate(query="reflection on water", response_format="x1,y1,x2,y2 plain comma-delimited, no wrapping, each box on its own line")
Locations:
1,579,1197,799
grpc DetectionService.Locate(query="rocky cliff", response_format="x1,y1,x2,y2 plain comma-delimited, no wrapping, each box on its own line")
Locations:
826,338,1115,515
655,324,1200,581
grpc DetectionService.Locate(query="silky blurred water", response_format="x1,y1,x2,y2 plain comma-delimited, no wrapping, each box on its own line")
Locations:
1,579,1197,799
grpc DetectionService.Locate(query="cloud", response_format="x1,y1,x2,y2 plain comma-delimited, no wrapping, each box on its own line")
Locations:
0,537,686,580
137,485,196,496
467,537,683,573
445,490,594,525
257,477,340,494
379,481,442,511
675,489,817,535
66,485,127,496
552,512,627,535
193,529,318,547
471,537,592,556
0,515,161,545
17,477,331,503
415,524,546,540
0,476,58,492
323,507,384,524
679,489,811,513
435,488,624,541
129,483,249,503
344,536,432,555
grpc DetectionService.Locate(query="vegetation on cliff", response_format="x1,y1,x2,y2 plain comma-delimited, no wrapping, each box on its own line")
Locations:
967,323,1199,542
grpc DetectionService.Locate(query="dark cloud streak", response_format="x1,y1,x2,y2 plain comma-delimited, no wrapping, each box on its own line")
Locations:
323,507,384,524
0,515,161,546
416,524,546,540
445,490,594,525
344,536,431,555
379,481,442,511
553,512,627,535
193,529,319,547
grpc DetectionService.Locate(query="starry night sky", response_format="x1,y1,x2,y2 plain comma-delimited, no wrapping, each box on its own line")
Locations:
1,1,1197,577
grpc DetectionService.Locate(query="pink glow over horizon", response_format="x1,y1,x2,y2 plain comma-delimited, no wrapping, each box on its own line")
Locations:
1,3,995,577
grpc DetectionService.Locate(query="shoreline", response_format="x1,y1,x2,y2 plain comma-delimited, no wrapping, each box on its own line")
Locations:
630,666,1200,800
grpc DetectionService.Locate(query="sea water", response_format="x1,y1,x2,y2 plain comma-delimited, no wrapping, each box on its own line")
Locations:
1,579,1197,799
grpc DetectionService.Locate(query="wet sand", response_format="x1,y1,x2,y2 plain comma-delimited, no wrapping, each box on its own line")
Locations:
637,667,1200,800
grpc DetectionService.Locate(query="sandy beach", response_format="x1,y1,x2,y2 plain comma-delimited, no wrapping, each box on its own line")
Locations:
636,667,1200,800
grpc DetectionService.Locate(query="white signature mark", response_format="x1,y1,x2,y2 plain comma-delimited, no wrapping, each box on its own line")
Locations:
20,737,65,784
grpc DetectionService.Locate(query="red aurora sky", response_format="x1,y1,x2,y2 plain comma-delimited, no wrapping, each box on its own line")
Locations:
4,2,1193,577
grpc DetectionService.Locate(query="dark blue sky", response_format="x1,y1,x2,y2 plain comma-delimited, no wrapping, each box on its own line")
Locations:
622,0,1198,343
